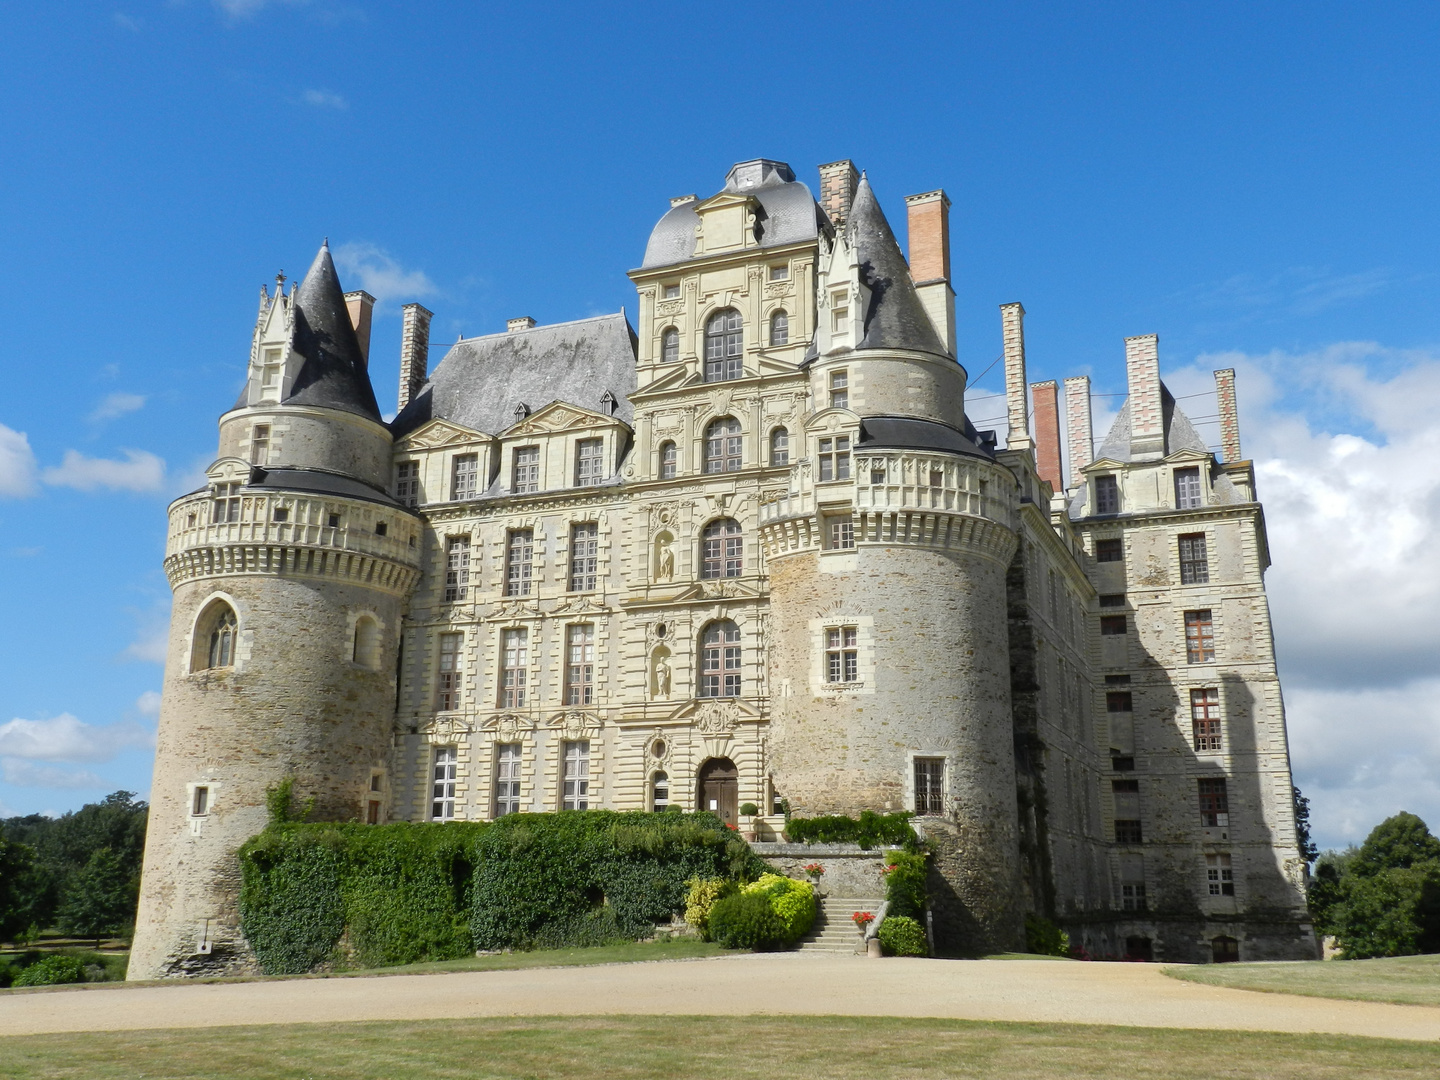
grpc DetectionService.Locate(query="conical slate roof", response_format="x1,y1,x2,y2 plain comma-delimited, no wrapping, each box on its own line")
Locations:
846,178,948,357
283,242,382,421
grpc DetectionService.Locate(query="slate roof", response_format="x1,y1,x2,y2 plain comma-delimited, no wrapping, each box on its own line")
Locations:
858,415,995,461
392,313,638,439
846,178,949,359
641,159,826,270
246,466,411,510
282,242,383,422
1094,384,1210,463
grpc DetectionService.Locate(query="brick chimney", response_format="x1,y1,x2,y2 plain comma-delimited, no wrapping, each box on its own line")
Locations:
1001,303,1032,452
344,290,375,368
1063,375,1093,482
1030,380,1062,491
398,303,432,413
507,316,537,333
1125,333,1165,460
904,190,956,355
818,159,860,228
1215,367,1242,462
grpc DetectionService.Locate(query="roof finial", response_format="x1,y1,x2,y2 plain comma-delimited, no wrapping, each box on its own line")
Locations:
276,270,286,289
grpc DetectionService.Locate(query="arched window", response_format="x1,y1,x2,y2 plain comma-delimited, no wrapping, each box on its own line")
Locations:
704,417,742,474
659,440,677,479
704,309,743,381
700,621,741,698
769,427,789,467
353,616,381,670
661,327,680,363
192,600,238,672
769,311,789,347
651,771,670,812
701,518,742,579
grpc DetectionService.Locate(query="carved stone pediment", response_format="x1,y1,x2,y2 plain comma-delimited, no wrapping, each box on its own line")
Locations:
507,400,618,436
426,714,475,739
548,710,603,740
482,712,536,741
397,419,489,450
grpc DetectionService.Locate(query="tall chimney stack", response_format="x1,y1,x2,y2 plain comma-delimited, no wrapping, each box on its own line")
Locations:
904,190,956,355
818,159,860,228
1063,375,1093,484
1030,380,1062,491
1125,333,1165,460
398,303,433,413
344,290,376,368
1001,303,1032,452
1214,367,1242,462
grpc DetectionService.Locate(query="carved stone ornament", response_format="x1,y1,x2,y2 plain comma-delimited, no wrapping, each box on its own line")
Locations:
694,700,740,735
764,281,794,300
656,300,684,317
551,710,600,740
428,714,474,739
486,713,534,741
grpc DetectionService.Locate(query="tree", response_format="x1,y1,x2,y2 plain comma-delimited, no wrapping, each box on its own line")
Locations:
1292,786,1319,865
1351,811,1440,877
57,848,137,947
1329,813,1440,959
0,835,38,943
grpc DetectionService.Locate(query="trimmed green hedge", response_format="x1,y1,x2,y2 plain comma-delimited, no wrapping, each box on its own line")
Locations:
877,915,927,957
239,821,485,975
709,891,786,950
783,811,918,850
883,851,928,918
470,812,762,950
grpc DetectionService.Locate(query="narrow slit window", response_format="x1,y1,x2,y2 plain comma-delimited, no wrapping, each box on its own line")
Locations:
191,786,209,817
250,425,270,466
829,370,849,410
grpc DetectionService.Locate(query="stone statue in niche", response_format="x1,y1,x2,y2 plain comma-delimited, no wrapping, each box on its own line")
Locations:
653,532,675,583
652,649,672,699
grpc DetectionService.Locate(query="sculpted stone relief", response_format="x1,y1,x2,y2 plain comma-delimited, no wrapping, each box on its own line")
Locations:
651,647,672,699
653,532,675,582
694,699,740,735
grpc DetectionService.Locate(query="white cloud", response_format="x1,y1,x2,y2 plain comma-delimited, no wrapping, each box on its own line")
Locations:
1157,343,1440,849
213,0,305,16
1177,267,1392,319
0,713,154,764
135,690,163,717
113,12,141,32
0,422,39,497
42,448,165,493
123,624,169,664
89,392,146,422
1,759,107,790
302,88,348,110
333,242,438,307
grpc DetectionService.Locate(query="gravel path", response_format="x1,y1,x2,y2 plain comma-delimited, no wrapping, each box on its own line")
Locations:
2,954,1438,1041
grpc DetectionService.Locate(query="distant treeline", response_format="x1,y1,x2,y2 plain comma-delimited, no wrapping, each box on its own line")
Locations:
0,791,148,945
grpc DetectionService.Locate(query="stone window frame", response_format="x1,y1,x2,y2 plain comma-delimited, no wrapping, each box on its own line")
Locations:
505,529,535,596
574,437,605,488
350,611,382,671
430,746,458,821
1094,536,1123,563
808,614,874,696
435,631,464,712
493,743,522,818
451,453,480,501
561,739,591,810
703,308,744,382
1184,609,1216,664
769,310,789,347
700,517,743,579
768,427,789,467
185,780,219,835
1190,686,1222,752
394,459,421,507
1206,852,1235,896
650,769,670,812
698,619,742,699
910,754,947,817
250,423,270,466
564,622,596,706
817,435,851,482
1174,466,1204,510
1094,474,1120,515
568,522,599,592
660,326,680,363
825,513,855,550
444,535,472,602
189,592,243,674
659,440,678,479
828,369,849,411
498,625,531,709
511,445,541,494
703,416,743,474
824,625,860,685
1178,531,1210,585
366,769,386,825
1198,776,1230,827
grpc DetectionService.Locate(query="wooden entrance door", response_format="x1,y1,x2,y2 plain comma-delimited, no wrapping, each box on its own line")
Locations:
697,758,738,826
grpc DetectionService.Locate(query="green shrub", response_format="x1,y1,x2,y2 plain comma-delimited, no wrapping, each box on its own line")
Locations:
783,811,917,850
877,915,928,957
709,891,786,950
883,851,928,918
12,953,88,987
685,877,737,940
469,812,763,952
739,803,759,817
1024,913,1069,957
239,821,486,975
743,874,815,944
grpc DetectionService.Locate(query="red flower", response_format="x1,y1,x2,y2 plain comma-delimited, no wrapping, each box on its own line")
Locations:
852,911,875,928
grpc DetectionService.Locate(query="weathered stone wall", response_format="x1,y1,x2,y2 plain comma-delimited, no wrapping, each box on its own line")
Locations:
757,843,894,899
218,405,393,489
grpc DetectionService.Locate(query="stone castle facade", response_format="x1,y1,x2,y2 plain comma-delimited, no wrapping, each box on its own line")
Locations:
129,158,1315,979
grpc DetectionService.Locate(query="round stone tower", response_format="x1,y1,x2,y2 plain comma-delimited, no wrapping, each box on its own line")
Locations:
761,180,1024,953
128,244,421,979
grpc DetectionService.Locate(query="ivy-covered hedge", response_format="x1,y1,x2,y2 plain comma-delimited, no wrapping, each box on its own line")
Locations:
470,811,762,950
239,821,486,975
883,851,929,917
783,811,918,850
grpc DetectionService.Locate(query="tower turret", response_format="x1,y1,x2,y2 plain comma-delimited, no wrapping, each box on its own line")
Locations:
762,177,1024,953
129,244,421,979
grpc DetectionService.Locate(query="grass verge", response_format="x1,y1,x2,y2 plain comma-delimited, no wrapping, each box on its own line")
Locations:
0,939,726,993
1165,953,1440,1007
1,1015,1437,1079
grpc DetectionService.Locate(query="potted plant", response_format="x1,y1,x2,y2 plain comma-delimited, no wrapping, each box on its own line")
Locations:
852,910,876,934
739,802,760,841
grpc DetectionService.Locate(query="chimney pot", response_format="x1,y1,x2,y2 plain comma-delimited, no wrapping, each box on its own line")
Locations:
1030,380,1062,491
1000,303,1032,452
817,159,860,228
1215,368,1242,462
507,316,537,333
905,190,956,355
398,303,433,413
343,290,376,368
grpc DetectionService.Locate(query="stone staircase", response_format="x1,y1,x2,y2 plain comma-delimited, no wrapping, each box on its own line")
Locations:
797,897,883,954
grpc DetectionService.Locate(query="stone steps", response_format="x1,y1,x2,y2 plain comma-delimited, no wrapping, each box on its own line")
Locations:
797,897,883,954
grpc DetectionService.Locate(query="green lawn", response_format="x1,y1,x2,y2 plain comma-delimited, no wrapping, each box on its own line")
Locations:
1166,953,1440,1007
1,1015,1436,1079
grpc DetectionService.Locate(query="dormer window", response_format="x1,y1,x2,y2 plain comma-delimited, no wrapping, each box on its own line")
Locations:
250,425,270,466
600,389,617,415
1096,475,1120,515
513,403,530,422
662,284,680,299
260,348,282,402
661,327,679,363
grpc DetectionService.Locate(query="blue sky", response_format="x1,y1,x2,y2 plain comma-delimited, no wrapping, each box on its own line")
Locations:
2,1,1439,850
